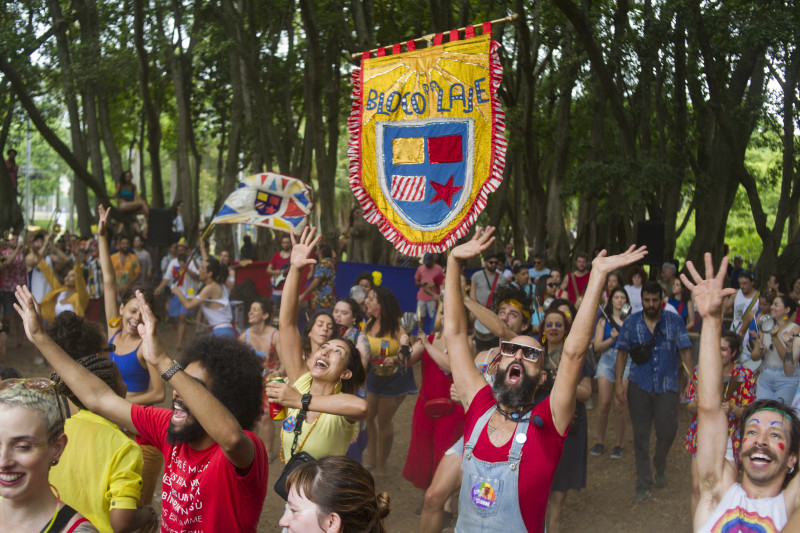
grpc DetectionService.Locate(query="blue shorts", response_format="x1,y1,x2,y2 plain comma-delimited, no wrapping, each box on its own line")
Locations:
211,327,236,338
594,349,631,383
366,366,418,397
168,294,191,317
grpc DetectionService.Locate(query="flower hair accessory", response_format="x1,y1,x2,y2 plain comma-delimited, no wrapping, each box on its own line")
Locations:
372,271,382,287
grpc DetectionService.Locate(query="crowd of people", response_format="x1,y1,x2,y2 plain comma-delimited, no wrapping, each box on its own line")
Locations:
2,198,800,532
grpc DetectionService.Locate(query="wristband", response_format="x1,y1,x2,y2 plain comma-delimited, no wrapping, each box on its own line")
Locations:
160,360,182,382
142,504,158,523
301,393,312,411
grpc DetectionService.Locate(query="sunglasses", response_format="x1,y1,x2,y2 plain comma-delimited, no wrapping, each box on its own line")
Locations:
487,261,499,265
0,377,56,392
547,282,559,288
500,341,542,362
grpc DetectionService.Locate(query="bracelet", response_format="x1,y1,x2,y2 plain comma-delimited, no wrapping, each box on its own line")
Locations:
142,504,158,523
160,360,182,382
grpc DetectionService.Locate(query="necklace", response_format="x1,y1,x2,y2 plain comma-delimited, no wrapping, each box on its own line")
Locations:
496,405,532,422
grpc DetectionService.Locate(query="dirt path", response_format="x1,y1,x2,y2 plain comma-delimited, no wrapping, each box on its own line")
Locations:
6,324,693,533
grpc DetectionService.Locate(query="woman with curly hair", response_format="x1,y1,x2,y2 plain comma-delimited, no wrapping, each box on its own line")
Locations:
46,312,157,533
171,256,235,337
364,284,416,474
267,227,368,466
280,456,390,532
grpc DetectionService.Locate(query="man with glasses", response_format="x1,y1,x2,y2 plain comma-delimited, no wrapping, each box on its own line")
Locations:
528,252,550,281
444,227,646,532
470,253,506,352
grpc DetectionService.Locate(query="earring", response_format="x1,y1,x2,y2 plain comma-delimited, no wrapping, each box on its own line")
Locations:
50,459,59,466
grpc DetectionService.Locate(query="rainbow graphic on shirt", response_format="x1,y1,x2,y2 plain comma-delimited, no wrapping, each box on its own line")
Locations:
709,507,779,533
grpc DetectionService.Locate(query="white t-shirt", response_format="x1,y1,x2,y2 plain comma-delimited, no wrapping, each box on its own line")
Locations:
624,284,642,314
29,255,54,303
731,289,758,332
697,483,786,533
163,257,200,298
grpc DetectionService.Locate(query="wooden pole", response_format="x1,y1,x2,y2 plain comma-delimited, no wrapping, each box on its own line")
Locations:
351,13,519,59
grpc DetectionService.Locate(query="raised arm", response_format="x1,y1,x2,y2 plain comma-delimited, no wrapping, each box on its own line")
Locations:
133,290,255,470
97,206,121,338
278,227,321,384
550,245,647,435
14,285,135,433
463,295,516,341
681,254,738,529
444,227,497,409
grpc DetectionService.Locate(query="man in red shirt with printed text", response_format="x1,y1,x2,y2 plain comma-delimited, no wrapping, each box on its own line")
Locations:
14,285,269,533
683,254,800,533
443,226,646,533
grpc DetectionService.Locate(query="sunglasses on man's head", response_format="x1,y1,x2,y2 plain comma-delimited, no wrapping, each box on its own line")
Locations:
500,341,542,362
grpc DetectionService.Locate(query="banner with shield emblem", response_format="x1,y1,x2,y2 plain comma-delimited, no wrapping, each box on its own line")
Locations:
349,22,506,255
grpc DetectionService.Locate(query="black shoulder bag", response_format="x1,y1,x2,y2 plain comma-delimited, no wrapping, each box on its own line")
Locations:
274,394,315,501
629,324,660,366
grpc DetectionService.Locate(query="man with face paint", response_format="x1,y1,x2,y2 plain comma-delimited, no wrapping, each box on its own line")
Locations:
684,254,800,533
443,226,646,533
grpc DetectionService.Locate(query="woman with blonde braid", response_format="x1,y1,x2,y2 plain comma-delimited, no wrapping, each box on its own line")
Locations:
0,379,97,532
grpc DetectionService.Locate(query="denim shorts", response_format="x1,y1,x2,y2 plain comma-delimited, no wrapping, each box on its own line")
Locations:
594,349,631,383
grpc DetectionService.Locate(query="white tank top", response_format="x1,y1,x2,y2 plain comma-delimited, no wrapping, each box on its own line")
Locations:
697,483,786,533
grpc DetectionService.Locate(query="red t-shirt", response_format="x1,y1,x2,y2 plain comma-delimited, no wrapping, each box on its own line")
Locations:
565,271,590,304
464,386,566,533
131,404,269,533
268,252,290,292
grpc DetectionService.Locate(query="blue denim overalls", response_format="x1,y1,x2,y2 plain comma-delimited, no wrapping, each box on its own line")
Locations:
456,406,530,532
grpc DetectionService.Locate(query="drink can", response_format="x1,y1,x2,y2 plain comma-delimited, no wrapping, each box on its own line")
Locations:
267,375,288,420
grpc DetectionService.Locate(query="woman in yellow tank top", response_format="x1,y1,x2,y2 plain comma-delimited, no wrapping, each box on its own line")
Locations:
267,227,368,463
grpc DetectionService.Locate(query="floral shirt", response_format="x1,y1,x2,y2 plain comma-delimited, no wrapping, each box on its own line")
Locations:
684,363,756,463
311,257,335,310
1,247,26,292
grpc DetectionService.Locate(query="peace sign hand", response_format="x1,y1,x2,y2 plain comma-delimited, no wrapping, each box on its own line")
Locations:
97,205,111,237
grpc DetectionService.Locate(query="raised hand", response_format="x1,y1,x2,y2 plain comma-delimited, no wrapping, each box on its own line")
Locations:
591,245,648,277
680,253,737,319
97,205,111,237
13,284,45,341
289,226,321,269
451,226,496,261
135,290,167,366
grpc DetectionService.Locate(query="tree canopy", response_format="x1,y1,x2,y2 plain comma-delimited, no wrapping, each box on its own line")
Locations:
0,0,798,281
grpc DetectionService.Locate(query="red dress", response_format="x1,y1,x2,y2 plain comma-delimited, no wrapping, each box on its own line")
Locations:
402,339,465,490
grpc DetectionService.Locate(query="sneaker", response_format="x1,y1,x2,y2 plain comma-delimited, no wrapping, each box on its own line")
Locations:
610,446,624,460
654,471,667,488
635,486,651,501
590,443,604,456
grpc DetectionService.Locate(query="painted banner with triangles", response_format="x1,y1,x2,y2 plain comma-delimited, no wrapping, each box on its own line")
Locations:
211,172,313,233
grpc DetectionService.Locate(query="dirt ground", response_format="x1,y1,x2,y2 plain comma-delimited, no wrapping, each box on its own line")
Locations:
4,320,693,533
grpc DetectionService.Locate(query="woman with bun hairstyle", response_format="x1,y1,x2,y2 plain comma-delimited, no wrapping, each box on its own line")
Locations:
279,456,390,533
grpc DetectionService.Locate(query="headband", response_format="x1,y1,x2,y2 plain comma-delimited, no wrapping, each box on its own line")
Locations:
499,299,531,320
749,407,794,423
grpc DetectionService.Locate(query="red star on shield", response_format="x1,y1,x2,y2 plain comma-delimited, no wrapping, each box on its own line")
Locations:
429,175,463,209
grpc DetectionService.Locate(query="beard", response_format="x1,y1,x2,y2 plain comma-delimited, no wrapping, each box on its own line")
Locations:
166,403,207,445
492,365,542,410
644,306,660,318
